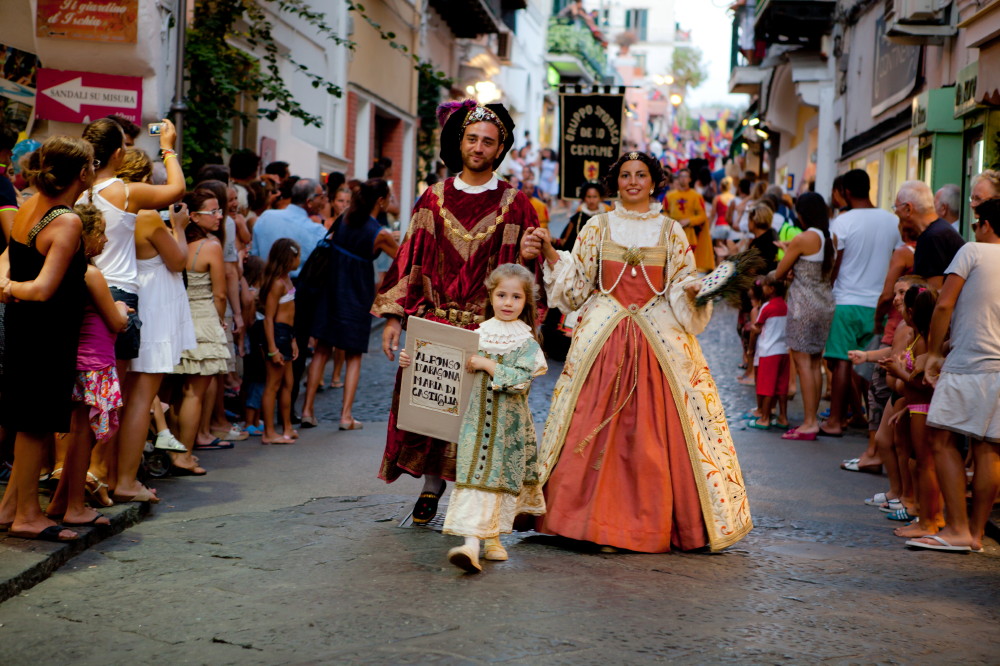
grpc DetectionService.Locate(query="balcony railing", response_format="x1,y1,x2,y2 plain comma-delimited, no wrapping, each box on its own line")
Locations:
547,17,607,81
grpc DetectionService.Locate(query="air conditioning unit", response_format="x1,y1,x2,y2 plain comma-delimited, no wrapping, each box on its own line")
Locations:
898,0,937,21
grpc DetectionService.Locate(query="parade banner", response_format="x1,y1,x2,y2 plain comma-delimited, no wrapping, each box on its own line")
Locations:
37,0,139,43
397,318,479,443
559,93,624,200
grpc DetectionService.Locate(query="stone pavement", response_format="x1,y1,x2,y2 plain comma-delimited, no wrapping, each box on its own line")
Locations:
1,303,998,663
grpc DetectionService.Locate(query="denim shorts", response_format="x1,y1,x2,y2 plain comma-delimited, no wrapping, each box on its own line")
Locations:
109,287,142,361
274,322,294,361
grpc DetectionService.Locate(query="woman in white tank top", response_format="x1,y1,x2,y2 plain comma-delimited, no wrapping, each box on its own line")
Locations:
80,117,187,502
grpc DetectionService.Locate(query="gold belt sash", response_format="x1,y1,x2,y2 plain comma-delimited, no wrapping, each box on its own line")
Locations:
433,308,484,325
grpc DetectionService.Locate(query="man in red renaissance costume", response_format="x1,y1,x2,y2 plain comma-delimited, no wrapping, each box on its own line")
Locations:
373,100,541,524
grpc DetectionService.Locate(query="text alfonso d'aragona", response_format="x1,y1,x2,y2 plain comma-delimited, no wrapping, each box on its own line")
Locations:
412,350,462,409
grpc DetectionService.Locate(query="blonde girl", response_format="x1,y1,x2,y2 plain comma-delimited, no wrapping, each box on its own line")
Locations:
401,263,547,573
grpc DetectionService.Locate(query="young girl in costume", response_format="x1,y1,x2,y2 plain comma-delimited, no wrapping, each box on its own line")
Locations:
399,263,547,573
260,238,301,445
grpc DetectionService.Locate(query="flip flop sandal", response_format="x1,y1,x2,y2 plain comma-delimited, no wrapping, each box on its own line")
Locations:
746,420,772,431
886,508,916,521
411,480,447,525
8,525,79,542
62,512,110,527
865,492,889,506
194,438,234,450
781,428,817,441
905,535,972,552
817,428,844,438
879,499,904,512
841,459,882,474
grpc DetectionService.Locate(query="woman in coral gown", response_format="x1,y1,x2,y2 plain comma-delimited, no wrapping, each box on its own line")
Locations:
533,152,752,552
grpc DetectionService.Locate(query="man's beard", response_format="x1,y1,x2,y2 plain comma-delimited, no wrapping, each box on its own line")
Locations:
462,152,497,174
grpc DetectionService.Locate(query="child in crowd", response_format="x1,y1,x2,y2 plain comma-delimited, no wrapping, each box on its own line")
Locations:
47,204,130,524
748,274,790,430
881,286,942,536
738,281,765,387
241,256,266,436
399,264,547,573
260,239,300,445
849,275,925,517
748,202,780,273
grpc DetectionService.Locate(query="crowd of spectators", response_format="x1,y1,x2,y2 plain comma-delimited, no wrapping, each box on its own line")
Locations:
729,165,1000,552
0,117,397,541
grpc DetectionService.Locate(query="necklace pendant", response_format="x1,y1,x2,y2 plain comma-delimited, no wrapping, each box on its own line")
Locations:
630,267,638,278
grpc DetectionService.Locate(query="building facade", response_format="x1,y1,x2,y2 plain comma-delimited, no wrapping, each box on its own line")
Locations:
730,0,1000,233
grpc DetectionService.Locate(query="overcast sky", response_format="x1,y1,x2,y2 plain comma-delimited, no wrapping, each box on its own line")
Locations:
674,0,749,109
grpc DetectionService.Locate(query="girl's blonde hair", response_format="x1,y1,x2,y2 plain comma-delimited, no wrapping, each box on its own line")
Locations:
484,263,538,333
74,202,105,238
117,147,153,183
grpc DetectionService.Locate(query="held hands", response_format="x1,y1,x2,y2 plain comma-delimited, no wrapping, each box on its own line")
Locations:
114,301,134,331
878,354,905,379
382,317,402,362
398,350,411,368
520,228,543,261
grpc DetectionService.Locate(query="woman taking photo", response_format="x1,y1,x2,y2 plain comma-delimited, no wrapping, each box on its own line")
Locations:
112,148,196,499
301,179,398,430
771,192,836,441
532,151,751,553
0,136,94,541
170,189,231,475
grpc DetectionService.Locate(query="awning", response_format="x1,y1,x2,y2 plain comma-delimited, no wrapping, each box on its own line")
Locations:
976,40,1000,106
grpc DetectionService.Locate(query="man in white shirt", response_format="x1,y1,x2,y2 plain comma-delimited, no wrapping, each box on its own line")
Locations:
822,169,901,436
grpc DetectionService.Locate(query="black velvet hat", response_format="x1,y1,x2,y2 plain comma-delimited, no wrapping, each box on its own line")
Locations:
437,100,516,174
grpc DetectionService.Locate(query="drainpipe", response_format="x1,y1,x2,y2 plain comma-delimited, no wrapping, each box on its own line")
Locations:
170,0,188,158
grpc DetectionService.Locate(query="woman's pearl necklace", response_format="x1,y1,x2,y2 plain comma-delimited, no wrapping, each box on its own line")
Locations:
596,217,670,298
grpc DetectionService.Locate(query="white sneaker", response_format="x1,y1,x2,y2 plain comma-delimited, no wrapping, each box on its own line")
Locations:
154,431,188,452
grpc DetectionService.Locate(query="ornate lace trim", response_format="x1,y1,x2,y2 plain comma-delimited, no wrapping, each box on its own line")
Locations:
612,201,663,220
478,318,533,354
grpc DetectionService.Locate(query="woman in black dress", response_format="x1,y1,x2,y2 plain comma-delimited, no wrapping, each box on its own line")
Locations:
302,179,399,430
0,136,94,542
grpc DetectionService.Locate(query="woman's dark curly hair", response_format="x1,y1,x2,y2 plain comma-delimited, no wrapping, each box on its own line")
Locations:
602,151,667,199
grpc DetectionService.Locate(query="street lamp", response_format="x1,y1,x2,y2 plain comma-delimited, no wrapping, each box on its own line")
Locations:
669,93,683,107
651,74,675,86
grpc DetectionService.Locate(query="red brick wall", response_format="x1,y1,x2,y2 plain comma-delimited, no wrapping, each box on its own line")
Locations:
381,117,404,203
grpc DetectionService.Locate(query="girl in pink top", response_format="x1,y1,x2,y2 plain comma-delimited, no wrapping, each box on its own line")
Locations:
46,204,130,526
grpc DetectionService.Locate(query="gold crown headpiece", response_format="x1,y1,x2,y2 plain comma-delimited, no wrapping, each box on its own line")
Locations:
463,106,508,143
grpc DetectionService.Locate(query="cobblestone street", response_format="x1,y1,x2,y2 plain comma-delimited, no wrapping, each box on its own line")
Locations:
1,302,997,664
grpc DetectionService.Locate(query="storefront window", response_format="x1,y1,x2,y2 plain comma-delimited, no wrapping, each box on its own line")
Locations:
918,144,932,187
866,160,880,209
964,128,985,228
881,144,908,210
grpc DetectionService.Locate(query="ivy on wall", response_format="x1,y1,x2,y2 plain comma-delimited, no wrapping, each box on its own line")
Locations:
183,0,451,174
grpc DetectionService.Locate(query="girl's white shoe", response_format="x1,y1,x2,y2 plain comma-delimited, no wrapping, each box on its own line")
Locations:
447,545,482,573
